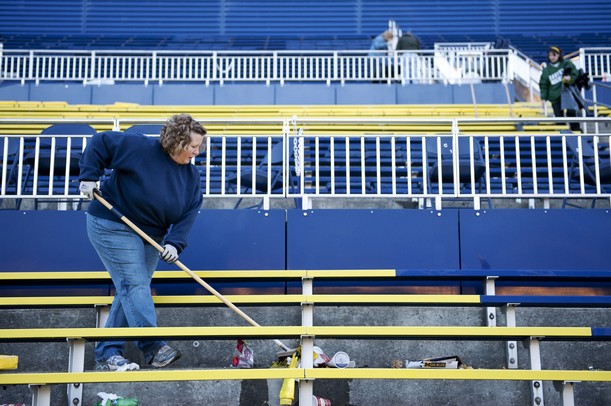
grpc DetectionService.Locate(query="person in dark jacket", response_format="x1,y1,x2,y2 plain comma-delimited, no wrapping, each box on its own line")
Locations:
539,46,580,131
79,113,206,371
396,31,422,83
396,32,421,51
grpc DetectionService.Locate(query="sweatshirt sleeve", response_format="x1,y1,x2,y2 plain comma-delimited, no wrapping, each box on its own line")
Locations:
78,131,132,182
162,171,204,254
566,61,579,85
539,70,550,101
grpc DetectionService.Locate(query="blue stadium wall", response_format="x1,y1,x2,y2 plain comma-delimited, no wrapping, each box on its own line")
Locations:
1,208,610,278
0,0,609,38
0,82,513,105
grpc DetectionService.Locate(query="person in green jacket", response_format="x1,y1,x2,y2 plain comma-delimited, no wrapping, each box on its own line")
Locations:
539,45,580,131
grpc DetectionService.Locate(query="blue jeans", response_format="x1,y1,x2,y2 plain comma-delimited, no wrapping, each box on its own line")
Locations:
87,214,167,363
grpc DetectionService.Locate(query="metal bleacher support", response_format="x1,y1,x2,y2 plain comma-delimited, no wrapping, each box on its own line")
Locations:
1,291,611,406
3,206,611,404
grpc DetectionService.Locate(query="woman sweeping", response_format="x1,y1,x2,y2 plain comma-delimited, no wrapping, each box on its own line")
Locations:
78,113,206,370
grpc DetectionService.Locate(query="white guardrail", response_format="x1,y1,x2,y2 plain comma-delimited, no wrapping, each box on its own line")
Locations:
2,47,610,99
2,117,611,210
0,49,512,85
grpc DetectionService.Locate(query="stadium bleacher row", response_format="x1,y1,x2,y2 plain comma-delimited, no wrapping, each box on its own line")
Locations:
5,102,609,211
1,2,611,403
1,208,611,405
3,33,611,61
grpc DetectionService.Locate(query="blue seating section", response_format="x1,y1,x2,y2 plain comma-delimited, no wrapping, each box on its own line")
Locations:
1,0,610,63
295,134,594,196
2,33,610,62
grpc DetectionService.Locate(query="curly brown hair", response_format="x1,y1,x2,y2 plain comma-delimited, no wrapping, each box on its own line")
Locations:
159,113,207,155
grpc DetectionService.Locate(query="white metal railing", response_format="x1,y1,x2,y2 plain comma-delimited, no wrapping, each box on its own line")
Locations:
0,49,513,85
288,117,611,210
2,117,611,210
2,47,610,92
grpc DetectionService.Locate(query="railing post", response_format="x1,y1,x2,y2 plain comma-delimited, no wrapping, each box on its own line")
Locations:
504,304,518,369
28,50,34,84
484,276,498,327
452,120,461,199
67,338,85,406
525,337,545,406
30,384,51,406
212,51,218,84
90,51,96,84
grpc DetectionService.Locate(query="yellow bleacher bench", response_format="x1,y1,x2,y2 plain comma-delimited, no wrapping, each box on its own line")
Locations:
0,354,18,370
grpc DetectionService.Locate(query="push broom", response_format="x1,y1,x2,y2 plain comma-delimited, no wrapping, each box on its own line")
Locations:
92,190,292,353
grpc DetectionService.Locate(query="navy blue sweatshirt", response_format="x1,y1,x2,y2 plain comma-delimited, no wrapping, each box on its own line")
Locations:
78,131,203,253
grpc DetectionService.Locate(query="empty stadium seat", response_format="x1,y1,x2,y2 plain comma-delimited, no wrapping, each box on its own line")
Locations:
426,136,486,192
227,140,285,208
563,132,611,208
20,123,96,208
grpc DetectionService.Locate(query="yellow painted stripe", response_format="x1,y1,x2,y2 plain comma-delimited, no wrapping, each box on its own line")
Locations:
188,270,307,279
306,368,611,381
0,270,306,280
0,272,110,280
305,269,397,278
304,294,481,304
0,326,592,341
0,368,304,385
153,294,306,305
0,295,308,307
0,326,307,340
1,368,609,385
0,270,398,281
306,326,592,338
0,296,113,306
0,294,480,306
0,355,18,370
1,293,481,307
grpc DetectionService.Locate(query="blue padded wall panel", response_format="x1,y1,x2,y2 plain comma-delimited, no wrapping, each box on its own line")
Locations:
335,84,396,104
452,83,512,104
152,84,214,105
396,84,453,104
214,84,275,105
91,84,153,104
287,209,459,270
460,209,611,271
0,83,30,101
157,210,286,270
473,83,514,104
30,83,92,104
275,84,336,105
0,211,103,272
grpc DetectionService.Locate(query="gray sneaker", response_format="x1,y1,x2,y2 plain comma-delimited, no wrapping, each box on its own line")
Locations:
95,354,139,371
148,345,182,368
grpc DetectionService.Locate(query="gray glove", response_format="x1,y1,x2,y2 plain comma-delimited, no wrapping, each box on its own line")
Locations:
79,181,98,199
160,244,178,264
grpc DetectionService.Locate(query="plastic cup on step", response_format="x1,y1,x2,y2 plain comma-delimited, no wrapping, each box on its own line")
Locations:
325,351,350,368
